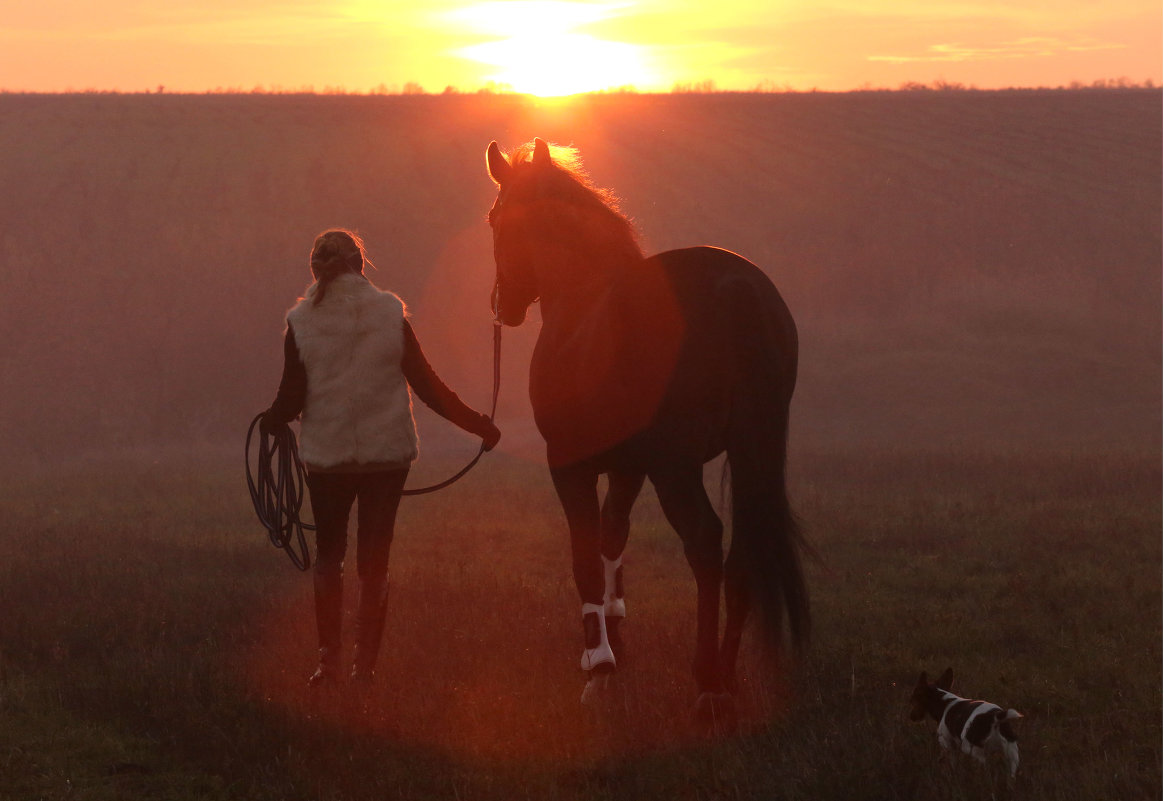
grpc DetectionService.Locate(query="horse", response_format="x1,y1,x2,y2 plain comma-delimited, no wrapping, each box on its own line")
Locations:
485,138,809,721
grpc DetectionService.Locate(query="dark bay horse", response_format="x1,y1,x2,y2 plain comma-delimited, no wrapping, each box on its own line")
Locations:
485,138,809,716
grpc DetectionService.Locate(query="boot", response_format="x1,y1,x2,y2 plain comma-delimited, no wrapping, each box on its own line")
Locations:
308,570,343,687
602,555,626,662
580,602,616,672
579,602,616,705
351,578,389,684
602,555,626,618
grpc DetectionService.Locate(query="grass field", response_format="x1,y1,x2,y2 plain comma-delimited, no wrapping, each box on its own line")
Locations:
0,89,1158,463
0,88,1159,799
0,446,1158,800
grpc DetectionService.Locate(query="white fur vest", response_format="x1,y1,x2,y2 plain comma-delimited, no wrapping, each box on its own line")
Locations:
286,273,418,469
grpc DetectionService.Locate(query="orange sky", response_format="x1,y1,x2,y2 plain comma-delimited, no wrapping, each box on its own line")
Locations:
1,1,1160,94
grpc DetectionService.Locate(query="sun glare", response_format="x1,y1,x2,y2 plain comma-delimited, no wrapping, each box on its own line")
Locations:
448,1,654,96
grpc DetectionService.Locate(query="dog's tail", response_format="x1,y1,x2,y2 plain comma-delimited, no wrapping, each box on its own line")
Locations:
998,708,1023,741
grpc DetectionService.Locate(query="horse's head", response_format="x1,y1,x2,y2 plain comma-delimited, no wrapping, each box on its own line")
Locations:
484,137,642,327
485,137,553,326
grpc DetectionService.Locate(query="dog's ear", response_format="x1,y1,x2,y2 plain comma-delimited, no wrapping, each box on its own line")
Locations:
916,671,928,688
937,667,953,690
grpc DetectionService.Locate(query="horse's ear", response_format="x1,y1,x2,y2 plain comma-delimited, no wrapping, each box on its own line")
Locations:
532,137,552,167
487,141,511,185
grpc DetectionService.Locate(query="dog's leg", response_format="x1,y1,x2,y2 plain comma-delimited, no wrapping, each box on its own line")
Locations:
935,728,959,770
1002,740,1020,778
1000,709,1022,778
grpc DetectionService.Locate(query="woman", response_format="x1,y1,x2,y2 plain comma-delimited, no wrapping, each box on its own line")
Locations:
262,229,500,687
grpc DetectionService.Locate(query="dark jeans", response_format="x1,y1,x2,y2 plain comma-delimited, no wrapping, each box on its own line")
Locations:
306,469,409,583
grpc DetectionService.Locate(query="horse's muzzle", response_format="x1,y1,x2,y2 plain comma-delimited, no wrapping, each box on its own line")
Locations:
491,281,529,327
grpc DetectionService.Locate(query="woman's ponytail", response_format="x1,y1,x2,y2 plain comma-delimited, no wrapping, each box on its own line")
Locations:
309,229,368,306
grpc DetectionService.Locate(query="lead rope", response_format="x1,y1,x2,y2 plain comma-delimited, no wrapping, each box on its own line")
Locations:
246,318,502,569
402,318,501,496
245,413,313,570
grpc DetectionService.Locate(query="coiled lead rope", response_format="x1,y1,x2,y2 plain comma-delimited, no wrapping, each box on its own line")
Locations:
245,413,314,570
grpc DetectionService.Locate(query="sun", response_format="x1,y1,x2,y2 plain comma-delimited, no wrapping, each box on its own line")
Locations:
460,32,651,96
448,2,654,96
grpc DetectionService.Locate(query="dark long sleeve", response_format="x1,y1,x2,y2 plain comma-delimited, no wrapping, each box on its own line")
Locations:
264,326,307,424
265,319,492,438
402,319,493,436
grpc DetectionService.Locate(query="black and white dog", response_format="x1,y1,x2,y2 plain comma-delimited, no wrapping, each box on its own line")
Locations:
910,668,1023,777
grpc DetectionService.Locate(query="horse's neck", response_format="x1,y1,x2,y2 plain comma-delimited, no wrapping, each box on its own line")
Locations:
525,248,681,464
539,285,609,334
530,250,639,416
537,250,635,337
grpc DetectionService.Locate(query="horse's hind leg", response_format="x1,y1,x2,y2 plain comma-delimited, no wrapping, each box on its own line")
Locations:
720,547,749,694
600,471,644,662
650,466,726,700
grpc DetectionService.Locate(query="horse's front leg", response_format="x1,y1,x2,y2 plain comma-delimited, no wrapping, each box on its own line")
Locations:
600,470,645,663
550,463,616,700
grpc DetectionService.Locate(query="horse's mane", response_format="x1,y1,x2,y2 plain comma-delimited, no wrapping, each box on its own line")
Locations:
506,141,644,266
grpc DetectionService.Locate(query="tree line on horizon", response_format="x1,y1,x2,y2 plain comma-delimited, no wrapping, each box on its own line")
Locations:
2,75,1158,97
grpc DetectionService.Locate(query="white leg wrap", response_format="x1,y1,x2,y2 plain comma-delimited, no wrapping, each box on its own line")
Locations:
580,602,615,671
602,556,625,618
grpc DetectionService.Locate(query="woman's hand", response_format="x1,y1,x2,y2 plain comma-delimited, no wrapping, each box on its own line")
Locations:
259,411,281,437
480,418,501,451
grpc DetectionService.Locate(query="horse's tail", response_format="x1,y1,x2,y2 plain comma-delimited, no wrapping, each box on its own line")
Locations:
724,275,810,650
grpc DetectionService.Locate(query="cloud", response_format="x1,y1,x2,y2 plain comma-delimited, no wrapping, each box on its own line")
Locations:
439,1,631,36
868,36,1128,63
0,2,420,46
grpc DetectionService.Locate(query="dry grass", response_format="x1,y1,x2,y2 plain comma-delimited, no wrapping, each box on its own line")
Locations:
0,447,1158,800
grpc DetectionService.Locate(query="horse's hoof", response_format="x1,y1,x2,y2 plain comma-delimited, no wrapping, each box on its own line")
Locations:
580,666,615,705
694,692,737,735
722,671,739,696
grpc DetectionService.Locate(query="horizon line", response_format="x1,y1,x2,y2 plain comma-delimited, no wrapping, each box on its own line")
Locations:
1,76,1159,98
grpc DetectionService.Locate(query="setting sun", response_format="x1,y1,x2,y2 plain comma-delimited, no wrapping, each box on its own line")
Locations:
0,1,1157,94
447,1,654,96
